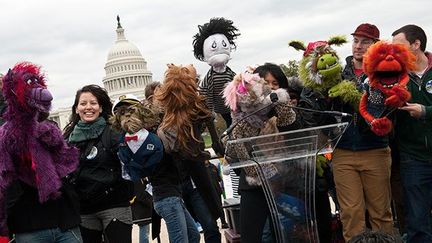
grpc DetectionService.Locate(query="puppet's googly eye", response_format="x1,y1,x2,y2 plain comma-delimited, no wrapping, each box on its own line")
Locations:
26,79,32,84
378,49,386,55
211,41,217,48
222,40,227,47
393,48,401,56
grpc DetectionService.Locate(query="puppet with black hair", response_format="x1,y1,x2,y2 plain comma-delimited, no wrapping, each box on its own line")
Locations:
193,17,240,127
0,62,79,236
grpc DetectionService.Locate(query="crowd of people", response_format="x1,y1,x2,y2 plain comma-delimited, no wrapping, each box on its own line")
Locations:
0,19,431,243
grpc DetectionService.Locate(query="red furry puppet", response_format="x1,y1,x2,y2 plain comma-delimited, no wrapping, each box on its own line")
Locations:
359,41,416,136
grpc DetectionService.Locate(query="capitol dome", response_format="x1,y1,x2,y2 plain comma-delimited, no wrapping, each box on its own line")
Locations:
102,16,153,100
107,41,142,60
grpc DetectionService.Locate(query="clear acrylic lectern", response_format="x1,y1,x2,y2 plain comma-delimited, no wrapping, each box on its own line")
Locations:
225,122,349,243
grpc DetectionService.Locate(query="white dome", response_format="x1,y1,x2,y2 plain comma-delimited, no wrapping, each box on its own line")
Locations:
102,17,153,101
107,40,142,61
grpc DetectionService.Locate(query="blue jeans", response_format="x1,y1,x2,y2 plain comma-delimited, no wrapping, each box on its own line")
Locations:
182,179,221,243
400,153,432,243
139,224,149,243
15,227,82,243
154,196,200,243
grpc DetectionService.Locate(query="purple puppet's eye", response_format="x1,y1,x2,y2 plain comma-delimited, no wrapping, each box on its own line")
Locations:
222,40,227,47
26,79,32,85
211,41,217,48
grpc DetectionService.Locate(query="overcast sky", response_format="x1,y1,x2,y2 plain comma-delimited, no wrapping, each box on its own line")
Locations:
0,0,430,109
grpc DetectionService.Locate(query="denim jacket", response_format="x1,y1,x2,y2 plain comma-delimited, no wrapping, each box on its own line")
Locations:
337,62,389,150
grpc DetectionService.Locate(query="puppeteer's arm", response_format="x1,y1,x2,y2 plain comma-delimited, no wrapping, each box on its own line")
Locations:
224,120,260,164
204,117,224,156
36,121,65,149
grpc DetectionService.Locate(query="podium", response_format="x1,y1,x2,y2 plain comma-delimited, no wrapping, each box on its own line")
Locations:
225,122,349,243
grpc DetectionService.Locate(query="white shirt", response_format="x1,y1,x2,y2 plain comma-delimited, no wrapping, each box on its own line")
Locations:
125,129,149,153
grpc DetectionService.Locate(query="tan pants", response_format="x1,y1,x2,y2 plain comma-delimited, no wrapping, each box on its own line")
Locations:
332,147,393,242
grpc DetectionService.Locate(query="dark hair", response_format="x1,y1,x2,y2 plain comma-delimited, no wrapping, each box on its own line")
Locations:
254,63,289,89
287,76,304,101
63,84,112,137
192,17,240,61
145,81,161,100
349,230,396,243
392,24,427,52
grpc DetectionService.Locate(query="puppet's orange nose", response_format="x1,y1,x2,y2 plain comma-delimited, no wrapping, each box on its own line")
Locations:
385,55,394,61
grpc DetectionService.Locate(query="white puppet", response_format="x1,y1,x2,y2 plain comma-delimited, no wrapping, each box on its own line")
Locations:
192,17,240,127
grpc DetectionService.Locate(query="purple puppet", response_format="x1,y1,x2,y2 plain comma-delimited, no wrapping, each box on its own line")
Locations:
0,62,79,236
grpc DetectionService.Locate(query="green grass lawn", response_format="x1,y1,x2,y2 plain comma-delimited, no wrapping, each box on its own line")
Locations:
203,133,212,148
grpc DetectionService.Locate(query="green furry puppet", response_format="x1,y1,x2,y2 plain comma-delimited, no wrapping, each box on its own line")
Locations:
289,36,362,177
289,36,362,107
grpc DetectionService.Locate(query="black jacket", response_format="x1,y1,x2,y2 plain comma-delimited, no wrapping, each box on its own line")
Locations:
149,153,182,202
70,126,134,214
180,160,224,221
297,87,339,128
6,179,80,234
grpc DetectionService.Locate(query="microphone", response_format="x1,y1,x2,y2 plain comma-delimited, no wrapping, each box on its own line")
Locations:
221,93,279,138
289,106,352,117
310,108,352,117
270,92,278,102
272,91,351,117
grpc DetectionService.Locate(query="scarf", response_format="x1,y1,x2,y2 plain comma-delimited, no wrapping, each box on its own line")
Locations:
68,117,106,143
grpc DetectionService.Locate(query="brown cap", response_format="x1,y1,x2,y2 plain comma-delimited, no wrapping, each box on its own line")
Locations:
351,23,380,41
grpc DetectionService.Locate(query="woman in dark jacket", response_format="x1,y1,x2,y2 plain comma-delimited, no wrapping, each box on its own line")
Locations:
64,85,134,243
154,64,222,243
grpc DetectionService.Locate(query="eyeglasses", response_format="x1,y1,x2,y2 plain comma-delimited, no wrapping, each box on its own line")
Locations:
353,39,374,46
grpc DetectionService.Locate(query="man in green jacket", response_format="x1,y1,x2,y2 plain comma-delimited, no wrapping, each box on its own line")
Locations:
392,24,432,243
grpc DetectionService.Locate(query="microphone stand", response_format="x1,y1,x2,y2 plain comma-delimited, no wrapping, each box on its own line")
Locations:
285,104,353,117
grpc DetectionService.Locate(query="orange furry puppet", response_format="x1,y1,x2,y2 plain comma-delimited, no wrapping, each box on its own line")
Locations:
359,41,416,136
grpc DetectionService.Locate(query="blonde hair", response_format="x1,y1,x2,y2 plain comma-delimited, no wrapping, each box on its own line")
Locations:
155,64,211,151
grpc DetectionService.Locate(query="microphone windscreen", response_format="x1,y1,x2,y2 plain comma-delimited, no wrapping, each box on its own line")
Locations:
270,93,278,102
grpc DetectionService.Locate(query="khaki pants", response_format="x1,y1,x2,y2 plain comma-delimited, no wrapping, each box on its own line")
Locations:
333,147,393,242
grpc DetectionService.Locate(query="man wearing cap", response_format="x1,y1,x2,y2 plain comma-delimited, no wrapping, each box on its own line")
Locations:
392,24,432,243
332,23,394,241
342,23,380,82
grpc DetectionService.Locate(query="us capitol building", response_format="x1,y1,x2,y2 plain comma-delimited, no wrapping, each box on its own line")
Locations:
50,16,153,129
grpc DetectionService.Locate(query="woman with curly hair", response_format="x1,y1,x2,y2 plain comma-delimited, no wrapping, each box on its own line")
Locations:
155,64,224,243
